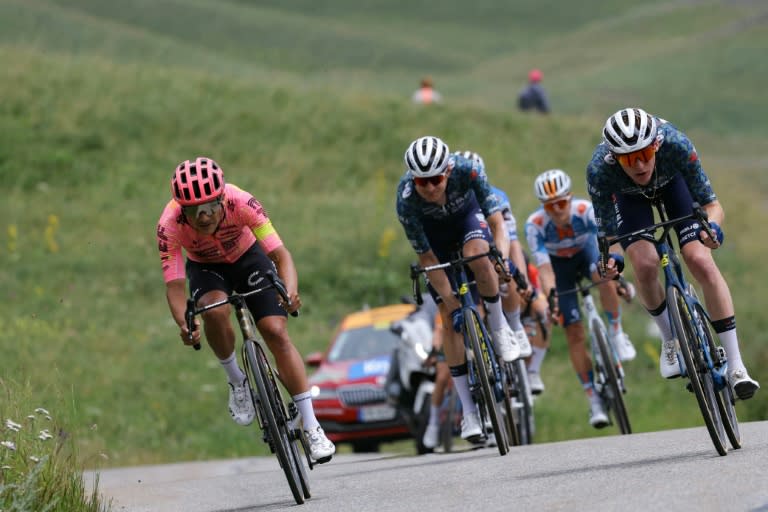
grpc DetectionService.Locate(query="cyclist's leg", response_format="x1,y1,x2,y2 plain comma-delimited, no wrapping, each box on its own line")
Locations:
461,215,518,361
502,239,533,357
187,260,254,425
614,192,678,376
664,182,760,397
551,256,606,427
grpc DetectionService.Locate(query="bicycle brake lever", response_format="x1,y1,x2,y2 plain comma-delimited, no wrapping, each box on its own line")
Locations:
185,298,201,350
266,270,300,318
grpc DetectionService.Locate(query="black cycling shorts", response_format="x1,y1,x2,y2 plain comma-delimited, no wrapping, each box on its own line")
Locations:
615,173,703,250
186,242,286,321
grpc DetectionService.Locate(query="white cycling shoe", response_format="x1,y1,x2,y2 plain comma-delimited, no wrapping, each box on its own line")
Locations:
514,329,533,358
228,378,256,426
612,331,636,362
660,338,681,379
460,411,484,443
492,325,520,362
305,426,335,463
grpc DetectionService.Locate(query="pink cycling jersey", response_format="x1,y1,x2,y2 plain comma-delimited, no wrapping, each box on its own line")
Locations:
156,183,283,283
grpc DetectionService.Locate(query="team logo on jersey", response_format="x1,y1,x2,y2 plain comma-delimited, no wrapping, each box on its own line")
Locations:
402,181,413,199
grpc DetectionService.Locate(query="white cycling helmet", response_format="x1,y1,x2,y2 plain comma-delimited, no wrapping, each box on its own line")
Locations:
602,107,658,154
457,150,485,169
404,136,450,177
534,169,571,201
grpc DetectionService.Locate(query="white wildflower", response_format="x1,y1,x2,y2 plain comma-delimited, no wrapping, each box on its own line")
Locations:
29,456,40,463
5,419,21,432
27,415,35,421
1,441,16,450
34,408,50,416
38,429,53,441
1,464,11,470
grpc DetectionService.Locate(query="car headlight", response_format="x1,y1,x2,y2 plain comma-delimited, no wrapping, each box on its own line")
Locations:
310,385,338,400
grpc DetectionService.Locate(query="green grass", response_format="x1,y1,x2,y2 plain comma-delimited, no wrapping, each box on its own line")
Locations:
1,0,766,470
0,379,111,511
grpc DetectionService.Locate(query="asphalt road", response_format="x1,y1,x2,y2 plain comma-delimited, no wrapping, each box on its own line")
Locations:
85,421,768,512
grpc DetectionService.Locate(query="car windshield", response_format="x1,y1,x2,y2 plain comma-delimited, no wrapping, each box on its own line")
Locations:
327,325,400,363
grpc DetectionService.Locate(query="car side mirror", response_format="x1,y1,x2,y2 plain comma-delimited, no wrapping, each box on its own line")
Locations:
305,351,324,367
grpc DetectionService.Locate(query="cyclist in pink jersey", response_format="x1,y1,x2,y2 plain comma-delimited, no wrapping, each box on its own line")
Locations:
156,156,335,463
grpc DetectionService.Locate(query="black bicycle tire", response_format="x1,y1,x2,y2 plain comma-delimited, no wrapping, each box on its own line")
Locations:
591,319,631,435
500,362,521,447
465,310,508,456
668,287,728,456
513,358,535,444
694,303,741,449
243,340,306,503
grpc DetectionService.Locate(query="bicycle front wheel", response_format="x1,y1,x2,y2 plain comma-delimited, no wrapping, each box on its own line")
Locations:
668,287,728,456
465,309,508,456
500,361,521,447
243,339,307,503
694,303,741,450
591,319,631,435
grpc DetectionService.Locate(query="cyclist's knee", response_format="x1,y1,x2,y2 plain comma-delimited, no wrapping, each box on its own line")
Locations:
682,245,718,281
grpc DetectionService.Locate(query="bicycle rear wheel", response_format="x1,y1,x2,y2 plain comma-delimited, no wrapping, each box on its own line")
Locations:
694,303,741,449
500,362,521,447
591,319,631,435
243,339,307,503
668,287,728,456
506,359,535,444
465,309,508,456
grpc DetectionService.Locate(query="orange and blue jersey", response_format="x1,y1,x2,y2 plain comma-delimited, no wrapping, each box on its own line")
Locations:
524,198,597,266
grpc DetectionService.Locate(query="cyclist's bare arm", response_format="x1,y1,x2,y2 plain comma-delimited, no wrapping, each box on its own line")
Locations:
508,239,532,298
166,278,200,345
418,250,460,312
268,245,301,314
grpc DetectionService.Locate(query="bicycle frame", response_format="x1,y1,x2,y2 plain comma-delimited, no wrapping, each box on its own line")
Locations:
184,271,311,503
601,200,738,454
555,278,631,434
411,248,512,455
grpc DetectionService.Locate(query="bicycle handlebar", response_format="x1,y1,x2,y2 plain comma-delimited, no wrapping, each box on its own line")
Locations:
184,271,298,350
597,202,713,274
409,245,523,304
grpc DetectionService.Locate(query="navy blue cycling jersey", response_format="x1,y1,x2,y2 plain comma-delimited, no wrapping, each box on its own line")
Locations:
586,120,717,237
396,154,501,254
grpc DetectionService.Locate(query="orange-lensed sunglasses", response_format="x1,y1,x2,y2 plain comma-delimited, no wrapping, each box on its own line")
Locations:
614,145,656,167
413,174,447,187
543,197,570,212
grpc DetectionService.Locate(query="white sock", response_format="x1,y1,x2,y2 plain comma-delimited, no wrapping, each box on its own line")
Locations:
528,346,547,374
717,329,744,371
220,352,245,385
428,404,440,427
504,308,524,331
293,391,320,431
650,307,674,341
485,297,506,331
451,374,478,415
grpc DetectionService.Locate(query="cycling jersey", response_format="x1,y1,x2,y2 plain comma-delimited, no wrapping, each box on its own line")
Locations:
586,120,717,237
396,154,501,254
524,198,597,267
491,186,519,242
156,183,283,282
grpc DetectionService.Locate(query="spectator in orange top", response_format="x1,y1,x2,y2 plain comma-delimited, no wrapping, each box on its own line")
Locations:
412,76,443,105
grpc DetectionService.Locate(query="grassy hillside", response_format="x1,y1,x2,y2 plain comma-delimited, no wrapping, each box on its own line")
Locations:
2,1,766,467
2,0,767,135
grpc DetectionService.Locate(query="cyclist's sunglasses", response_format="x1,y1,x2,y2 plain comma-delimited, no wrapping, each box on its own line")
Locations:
613,144,656,167
182,197,223,219
543,197,570,212
413,174,447,187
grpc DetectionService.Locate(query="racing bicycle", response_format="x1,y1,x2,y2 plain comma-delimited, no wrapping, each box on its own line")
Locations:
185,271,314,504
551,279,632,434
410,247,526,455
601,200,740,455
